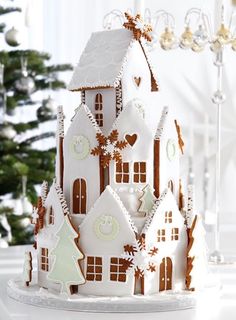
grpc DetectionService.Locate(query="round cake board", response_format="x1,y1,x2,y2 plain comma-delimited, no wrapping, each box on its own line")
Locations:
7,277,221,313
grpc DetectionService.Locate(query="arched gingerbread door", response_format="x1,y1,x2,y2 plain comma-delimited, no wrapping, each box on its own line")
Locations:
73,179,87,214
159,257,172,291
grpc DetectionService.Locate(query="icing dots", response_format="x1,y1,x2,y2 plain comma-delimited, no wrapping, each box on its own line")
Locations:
94,215,119,241
70,135,90,160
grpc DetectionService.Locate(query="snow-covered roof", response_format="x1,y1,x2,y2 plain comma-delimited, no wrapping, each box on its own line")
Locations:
68,28,159,91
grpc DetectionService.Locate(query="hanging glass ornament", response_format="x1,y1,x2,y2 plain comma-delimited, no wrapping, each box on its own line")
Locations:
159,27,179,50
20,176,32,215
193,25,208,47
210,39,223,53
216,24,232,45
212,90,226,104
15,57,35,95
0,123,17,139
191,42,204,53
37,95,57,121
5,27,23,47
232,38,236,51
180,26,193,49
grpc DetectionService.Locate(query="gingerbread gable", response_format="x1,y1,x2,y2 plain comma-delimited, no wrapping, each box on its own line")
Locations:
141,188,188,294
78,186,137,296
63,104,101,215
68,28,158,91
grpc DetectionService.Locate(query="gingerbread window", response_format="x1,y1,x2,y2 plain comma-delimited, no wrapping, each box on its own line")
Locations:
41,248,49,271
165,211,172,223
115,162,129,183
86,256,102,281
157,229,166,242
133,162,146,183
49,206,54,225
171,228,179,241
110,257,126,282
95,93,103,127
168,180,174,193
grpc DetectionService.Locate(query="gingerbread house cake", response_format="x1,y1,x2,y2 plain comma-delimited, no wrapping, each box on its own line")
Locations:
31,14,207,298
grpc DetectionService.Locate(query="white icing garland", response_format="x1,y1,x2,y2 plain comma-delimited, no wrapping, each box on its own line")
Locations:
155,106,169,140
54,183,70,216
115,83,123,116
57,106,65,138
41,181,48,206
186,185,194,228
141,188,168,235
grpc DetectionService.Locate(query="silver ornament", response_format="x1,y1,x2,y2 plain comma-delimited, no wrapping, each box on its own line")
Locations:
5,27,23,47
193,25,208,47
15,75,35,95
37,96,57,121
0,124,17,139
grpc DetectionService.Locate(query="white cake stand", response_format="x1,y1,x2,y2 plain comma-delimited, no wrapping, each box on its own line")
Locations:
7,277,221,313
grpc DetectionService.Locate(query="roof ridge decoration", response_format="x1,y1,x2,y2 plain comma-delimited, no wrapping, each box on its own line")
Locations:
123,12,152,42
155,106,169,140
142,188,169,235
54,182,70,216
80,185,138,235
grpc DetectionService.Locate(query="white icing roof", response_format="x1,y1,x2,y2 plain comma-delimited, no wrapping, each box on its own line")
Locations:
68,28,158,91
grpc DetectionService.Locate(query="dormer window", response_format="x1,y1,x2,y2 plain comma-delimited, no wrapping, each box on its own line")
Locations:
171,228,179,241
133,162,146,183
168,180,174,193
165,211,172,223
95,93,103,127
49,206,54,225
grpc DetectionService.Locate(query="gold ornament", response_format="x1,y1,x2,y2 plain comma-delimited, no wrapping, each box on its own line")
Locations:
232,39,236,51
210,39,223,53
160,27,178,50
216,24,232,45
180,26,193,49
191,42,204,53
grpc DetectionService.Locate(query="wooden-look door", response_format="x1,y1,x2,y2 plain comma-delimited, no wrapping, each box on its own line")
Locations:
73,179,87,214
159,257,172,291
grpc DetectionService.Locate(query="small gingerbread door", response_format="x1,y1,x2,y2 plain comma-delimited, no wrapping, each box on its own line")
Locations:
159,257,172,291
73,179,87,214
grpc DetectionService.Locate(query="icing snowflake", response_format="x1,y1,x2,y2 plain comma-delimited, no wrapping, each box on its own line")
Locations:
91,130,128,168
121,240,159,278
123,12,152,42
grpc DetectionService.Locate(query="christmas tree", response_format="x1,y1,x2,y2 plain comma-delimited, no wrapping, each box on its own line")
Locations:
0,3,72,245
138,184,156,215
48,215,85,295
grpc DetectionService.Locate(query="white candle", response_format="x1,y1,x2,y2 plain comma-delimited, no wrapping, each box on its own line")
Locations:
214,0,223,31
134,0,145,16
204,113,209,158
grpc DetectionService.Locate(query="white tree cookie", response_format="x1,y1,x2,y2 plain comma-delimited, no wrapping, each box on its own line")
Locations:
48,215,85,295
22,251,32,287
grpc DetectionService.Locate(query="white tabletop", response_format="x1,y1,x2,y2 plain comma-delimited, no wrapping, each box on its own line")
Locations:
0,245,236,320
